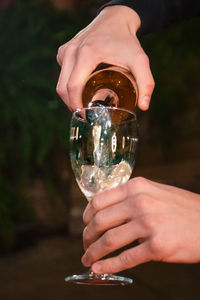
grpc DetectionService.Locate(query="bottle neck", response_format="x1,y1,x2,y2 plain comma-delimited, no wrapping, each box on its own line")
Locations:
82,64,138,112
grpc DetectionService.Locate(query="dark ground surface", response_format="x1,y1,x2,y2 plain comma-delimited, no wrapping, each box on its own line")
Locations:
0,235,200,300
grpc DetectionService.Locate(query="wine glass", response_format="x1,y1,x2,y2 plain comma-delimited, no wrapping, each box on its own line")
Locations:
65,106,138,285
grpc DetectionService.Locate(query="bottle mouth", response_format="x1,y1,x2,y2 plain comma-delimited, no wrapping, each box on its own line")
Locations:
88,88,119,108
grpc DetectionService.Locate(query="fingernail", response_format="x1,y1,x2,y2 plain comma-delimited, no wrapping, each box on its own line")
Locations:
92,263,102,273
141,96,150,109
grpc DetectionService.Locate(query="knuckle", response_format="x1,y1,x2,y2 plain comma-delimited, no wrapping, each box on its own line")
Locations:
56,84,65,98
133,193,149,211
86,246,95,263
102,231,115,250
82,226,90,242
142,52,150,65
56,53,61,65
151,78,155,88
93,212,104,231
57,42,75,56
139,214,156,231
82,210,88,225
134,176,148,186
56,45,63,59
136,51,150,65
91,197,100,212
149,235,164,259
145,79,155,93
82,226,87,240
129,176,149,192
56,83,60,93
119,182,129,197
67,80,77,94
119,251,132,268
66,42,77,53
143,53,150,65
56,44,67,64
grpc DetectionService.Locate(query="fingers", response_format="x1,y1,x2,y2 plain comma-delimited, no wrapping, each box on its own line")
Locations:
56,44,77,109
56,4,155,112
83,193,160,251
128,51,155,111
56,43,67,66
83,182,129,225
83,200,131,250
91,242,151,274
83,177,161,226
56,29,154,112
82,177,169,268
66,46,101,111
82,220,146,268
57,42,103,111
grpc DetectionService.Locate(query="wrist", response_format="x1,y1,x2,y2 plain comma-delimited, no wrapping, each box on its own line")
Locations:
99,5,141,34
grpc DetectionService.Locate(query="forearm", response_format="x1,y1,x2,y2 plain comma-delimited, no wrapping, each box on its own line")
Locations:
99,0,200,35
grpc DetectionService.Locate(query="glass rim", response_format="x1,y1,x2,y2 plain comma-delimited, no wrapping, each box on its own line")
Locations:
73,106,137,121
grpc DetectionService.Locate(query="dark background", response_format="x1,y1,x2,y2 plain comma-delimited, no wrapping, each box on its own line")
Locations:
0,0,200,299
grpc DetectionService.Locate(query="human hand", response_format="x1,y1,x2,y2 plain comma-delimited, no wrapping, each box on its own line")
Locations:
81,177,200,274
56,6,155,111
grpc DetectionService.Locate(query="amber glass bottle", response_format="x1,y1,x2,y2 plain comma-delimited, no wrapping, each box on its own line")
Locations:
82,64,138,112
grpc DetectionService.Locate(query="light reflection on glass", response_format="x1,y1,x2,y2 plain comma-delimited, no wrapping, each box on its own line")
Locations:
122,136,125,149
111,133,117,152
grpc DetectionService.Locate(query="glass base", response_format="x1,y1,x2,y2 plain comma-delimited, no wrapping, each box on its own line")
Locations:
65,270,133,286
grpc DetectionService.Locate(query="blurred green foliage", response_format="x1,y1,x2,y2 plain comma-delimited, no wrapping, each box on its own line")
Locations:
0,0,199,250
141,17,200,153
0,0,92,249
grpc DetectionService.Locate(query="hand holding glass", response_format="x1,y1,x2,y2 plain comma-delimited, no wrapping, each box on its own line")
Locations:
65,106,138,285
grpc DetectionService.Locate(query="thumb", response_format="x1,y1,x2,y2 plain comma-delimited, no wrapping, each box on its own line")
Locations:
129,52,155,111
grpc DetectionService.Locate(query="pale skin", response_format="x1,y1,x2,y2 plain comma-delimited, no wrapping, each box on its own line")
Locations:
56,5,200,273
81,177,200,274
56,5,155,111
